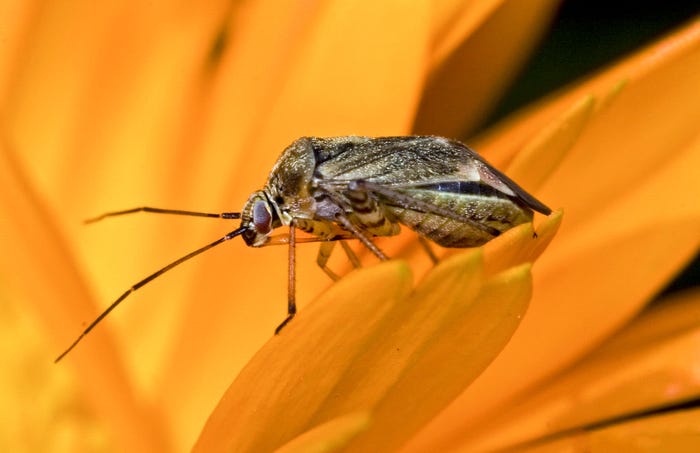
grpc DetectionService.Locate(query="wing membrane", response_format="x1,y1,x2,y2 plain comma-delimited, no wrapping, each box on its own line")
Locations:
312,136,551,215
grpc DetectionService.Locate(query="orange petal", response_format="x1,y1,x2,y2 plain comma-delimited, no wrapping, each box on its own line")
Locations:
505,95,595,191
225,0,431,158
345,262,532,451
8,1,231,210
0,265,110,451
513,407,700,452
462,289,700,451
406,24,700,450
0,0,33,103
309,249,485,421
187,1,337,206
601,289,700,354
274,412,371,453
479,19,700,168
414,0,559,136
409,211,700,451
5,0,236,405
407,126,699,449
0,138,169,451
480,20,700,233
308,216,556,446
193,260,412,452
481,209,562,277
197,244,536,452
7,1,123,192
537,48,700,230
429,0,503,67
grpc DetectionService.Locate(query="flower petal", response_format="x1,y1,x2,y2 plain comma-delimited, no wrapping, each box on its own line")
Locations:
310,214,556,445
345,262,532,451
274,412,371,453
514,407,700,452
8,1,231,208
0,270,110,451
0,139,170,451
485,21,700,232
460,289,700,451
309,250,485,421
505,95,595,192
193,260,412,452
409,212,700,451
414,0,559,136
5,0,236,402
429,0,503,67
0,0,33,103
406,21,700,452
481,209,562,277
538,48,700,231
601,289,700,354
197,242,537,452
479,19,700,170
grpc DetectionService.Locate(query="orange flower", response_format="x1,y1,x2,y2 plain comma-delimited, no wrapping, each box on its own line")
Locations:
1,2,698,452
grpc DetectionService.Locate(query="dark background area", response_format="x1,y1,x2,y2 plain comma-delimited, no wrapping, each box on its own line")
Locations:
486,0,700,299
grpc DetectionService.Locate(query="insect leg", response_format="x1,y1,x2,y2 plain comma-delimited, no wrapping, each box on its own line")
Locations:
418,236,439,264
317,242,341,281
316,240,362,282
55,226,247,362
313,187,389,261
85,207,241,224
334,213,389,261
340,241,362,268
275,223,297,334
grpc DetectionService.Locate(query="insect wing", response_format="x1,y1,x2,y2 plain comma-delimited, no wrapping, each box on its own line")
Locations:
313,136,468,185
311,136,551,215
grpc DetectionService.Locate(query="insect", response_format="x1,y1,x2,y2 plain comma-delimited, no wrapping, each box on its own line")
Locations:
55,136,551,362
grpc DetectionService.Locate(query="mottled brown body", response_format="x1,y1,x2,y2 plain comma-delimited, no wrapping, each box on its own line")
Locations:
240,136,550,250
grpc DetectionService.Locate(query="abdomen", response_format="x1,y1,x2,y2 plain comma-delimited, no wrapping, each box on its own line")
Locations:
385,190,533,247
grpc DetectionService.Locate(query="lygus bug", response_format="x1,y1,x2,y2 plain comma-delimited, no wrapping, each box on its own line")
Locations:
55,136,551,362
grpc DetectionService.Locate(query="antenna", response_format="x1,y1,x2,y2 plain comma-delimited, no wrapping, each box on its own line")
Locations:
55,207,245,362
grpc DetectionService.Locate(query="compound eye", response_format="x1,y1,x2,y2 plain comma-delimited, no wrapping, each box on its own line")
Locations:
242,228,256,245
253,200,272,234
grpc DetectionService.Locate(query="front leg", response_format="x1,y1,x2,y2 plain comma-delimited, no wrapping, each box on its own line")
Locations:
275,222,297,334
